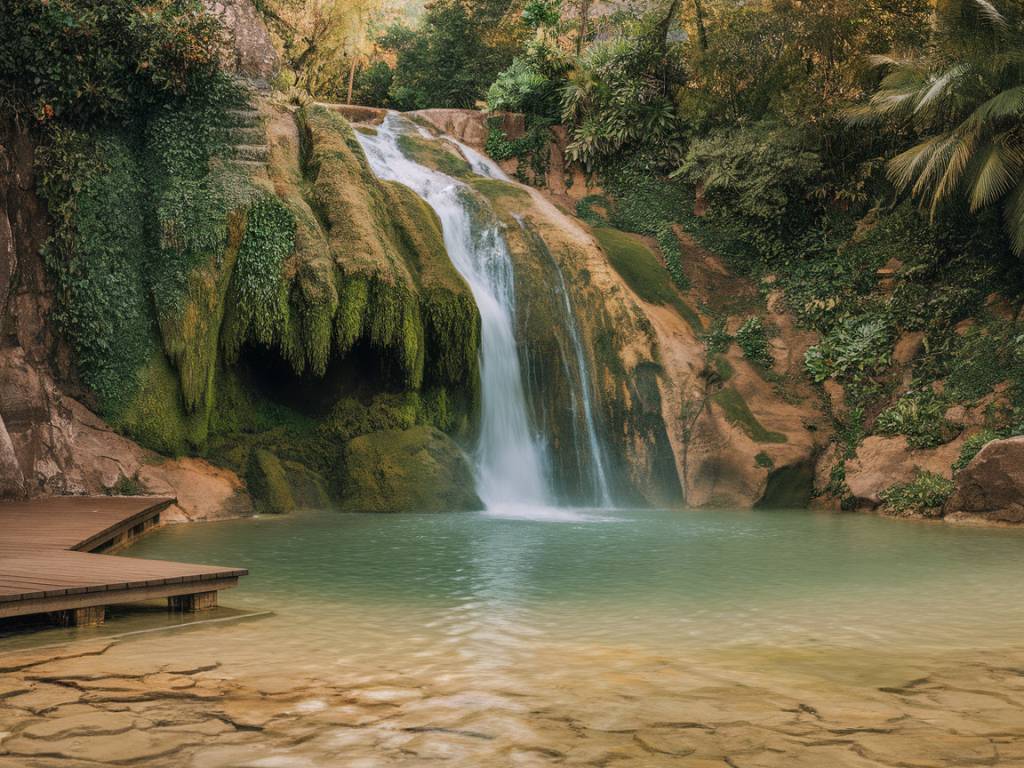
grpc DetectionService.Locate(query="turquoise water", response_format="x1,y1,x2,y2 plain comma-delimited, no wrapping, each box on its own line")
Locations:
121,507,1024,658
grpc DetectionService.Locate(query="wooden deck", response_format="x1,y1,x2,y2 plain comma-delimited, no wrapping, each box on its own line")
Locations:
0,497,247,625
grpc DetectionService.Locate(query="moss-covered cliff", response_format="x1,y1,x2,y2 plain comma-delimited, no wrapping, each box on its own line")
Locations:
31,99,482,512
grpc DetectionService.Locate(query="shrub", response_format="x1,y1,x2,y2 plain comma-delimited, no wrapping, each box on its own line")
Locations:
735,317,773,368
36,129,154,416
953,429,1001,471
875,390,955,449
676,125,822,259
880,471,953,517
804,315,892,383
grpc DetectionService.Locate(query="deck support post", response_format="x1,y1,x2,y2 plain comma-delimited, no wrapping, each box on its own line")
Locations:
53,606,106,627
168,590,218,612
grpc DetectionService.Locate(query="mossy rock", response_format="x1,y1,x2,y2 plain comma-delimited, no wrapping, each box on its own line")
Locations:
113,350,207,455
339,426,481,513
281,459,331,509
247,448,296,514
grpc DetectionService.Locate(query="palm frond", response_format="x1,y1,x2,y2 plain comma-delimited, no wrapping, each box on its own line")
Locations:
930,125,981,212
1003,180,1024,255
966,138,1020,211
965,85,1024,127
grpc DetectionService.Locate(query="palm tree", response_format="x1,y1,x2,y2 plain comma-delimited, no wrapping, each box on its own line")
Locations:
849,0,1024,253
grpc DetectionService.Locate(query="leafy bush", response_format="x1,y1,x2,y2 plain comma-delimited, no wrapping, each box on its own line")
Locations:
735,317,773,368
36,129,154,416
562,31,684,172
875,389,955,449
1,0,227,125
953,429,1001,472
487,58,557,117
804,315,892,383
676,125,822,259
353,61,394,107
879,471,953,517
380,0,522,110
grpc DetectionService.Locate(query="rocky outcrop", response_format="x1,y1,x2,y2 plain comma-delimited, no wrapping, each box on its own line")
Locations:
203,0,279,82
845,435,964,508
339,426,481,513
944,437,1024,524
0,118,254,519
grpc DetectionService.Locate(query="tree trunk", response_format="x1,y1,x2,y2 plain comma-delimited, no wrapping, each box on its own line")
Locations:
576,0,590,56
347,56,358,104
693,0,708,51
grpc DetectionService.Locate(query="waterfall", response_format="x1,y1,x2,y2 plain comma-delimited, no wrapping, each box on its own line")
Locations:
550,248,614,507
356,113,611,510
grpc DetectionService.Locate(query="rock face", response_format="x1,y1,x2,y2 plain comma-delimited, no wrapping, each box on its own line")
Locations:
203,0,279,82
0,118,252,519
945,437,1024,523
339,426,482,513
845,435,964,507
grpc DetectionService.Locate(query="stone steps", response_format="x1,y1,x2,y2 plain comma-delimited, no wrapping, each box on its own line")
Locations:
232,144,269,162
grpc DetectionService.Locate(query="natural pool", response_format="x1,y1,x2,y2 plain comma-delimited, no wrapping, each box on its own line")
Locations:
2,507,1023,767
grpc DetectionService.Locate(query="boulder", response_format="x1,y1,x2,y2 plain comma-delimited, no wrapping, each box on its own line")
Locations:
944,436,1024,524
139,458,254,523
339,426,481,513
845,435,963,507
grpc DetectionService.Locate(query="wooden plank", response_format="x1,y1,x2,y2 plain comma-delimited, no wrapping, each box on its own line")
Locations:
0,497,247,620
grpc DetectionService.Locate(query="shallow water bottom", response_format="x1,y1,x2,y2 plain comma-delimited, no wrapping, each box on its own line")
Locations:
1,507,1022,766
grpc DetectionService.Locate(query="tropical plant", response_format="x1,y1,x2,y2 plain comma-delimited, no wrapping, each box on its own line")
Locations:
849,0,1024,253
880,470,954,516
804,315,893,383
561,27,684,171
735,317,774,368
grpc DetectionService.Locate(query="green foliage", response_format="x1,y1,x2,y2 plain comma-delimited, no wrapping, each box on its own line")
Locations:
703,318,731,355
880,470,954,517
676,125,823,259
805,316,893,384
850,0,1024,254
227,193,296,349
105,474,144,496
36,129,153,416
0,0,226,125
654,224,688,290
353,61,394,107
145,76,249,317
954,429,1001,471
484,117,553,184
521,0,560,29
380,0,522,110
487,59,555,115
735,317,774,369
562,30,684,172
754,451,775,469
875,389,956,449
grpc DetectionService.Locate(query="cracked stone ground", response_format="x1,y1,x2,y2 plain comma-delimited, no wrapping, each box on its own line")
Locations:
0,623,1022,767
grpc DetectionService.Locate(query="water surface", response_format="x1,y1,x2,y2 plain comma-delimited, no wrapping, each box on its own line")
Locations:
4,507,1023,767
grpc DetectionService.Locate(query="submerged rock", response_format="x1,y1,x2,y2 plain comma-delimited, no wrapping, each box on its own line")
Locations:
945,436,1024,523
340,426,481,513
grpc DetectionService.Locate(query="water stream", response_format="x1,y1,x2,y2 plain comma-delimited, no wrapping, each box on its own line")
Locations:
355,114,612,510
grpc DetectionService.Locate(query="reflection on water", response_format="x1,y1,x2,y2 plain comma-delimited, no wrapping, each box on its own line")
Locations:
114,507,1024,657
3,508,1023,766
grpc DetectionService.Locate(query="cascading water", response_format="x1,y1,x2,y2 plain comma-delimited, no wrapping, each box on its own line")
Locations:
356,113,612,511
357,114,551,509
